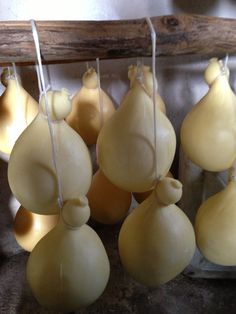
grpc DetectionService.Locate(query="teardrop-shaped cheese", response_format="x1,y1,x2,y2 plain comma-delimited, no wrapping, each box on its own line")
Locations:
8,89,92,215
0,69,38,155
195,180,236,266
66,67,115,145
128,65,166,114
26,198,110,312
97,79,176,192
87,169,132,224
181,58,236,171
14,206,58,252
118,178,195,286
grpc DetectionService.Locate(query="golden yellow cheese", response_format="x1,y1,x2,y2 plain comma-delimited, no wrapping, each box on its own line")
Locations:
66,67,115,145
181,58,236,171
0,68,38,155
119,177,195,286
87,169,132,224
97,78,176,193
26,198,110,312
14,206,58,252
128,64,166,114
195,180,236,266
8,89,92,215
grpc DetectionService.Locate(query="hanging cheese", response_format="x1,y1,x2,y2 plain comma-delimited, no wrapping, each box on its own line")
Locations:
128,65,166,114
0,68,38,155
195,179,236,266
87,169,132,224
14,206,58,252
181,58,236,171
27,197,110,312
118,177,195,286
97,77,176,192
8,89,92,215
133,171,173,203
66,67,115,145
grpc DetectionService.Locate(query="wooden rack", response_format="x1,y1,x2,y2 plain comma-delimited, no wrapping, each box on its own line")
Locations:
0,14,236,66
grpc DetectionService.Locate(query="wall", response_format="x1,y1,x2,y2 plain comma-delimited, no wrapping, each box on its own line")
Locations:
1,0,236,20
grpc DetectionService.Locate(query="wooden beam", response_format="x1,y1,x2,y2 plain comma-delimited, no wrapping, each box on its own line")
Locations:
0,15,236,66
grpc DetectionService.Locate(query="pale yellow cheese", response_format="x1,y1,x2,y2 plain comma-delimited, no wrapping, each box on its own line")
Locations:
97,79,176,192
119,178,195,286
8,90,92,215
195,180,236,266
0,70,38,155
26,198,110,311
181,58,236,171
66,67,115,145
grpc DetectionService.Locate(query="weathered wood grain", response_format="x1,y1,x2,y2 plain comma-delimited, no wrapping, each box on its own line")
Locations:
0,15,236,65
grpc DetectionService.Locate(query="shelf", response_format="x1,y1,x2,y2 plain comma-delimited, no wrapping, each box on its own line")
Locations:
0,14,236,65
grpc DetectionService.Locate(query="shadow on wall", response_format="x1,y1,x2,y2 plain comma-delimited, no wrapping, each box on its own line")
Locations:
172,0,218,14
19,66,40,103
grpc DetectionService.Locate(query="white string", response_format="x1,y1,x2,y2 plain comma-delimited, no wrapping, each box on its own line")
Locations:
218,55,228,77
7,66,11,79
224,53,229,70
136,58,144,84
35,64,43,98
12,63,20,91
146,17,159,186
45,64,51,91
35,62,51,102
86,61,90,71
30,19,63,209
96,57,104,128
210,56,229,89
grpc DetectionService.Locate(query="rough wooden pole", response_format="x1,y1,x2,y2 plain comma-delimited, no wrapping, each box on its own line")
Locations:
0,15,236,65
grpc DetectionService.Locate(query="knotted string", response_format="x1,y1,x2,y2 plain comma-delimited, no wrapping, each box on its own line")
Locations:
212,54,229,84
136,57,144,85
224,53,229,71
30,19,63,209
